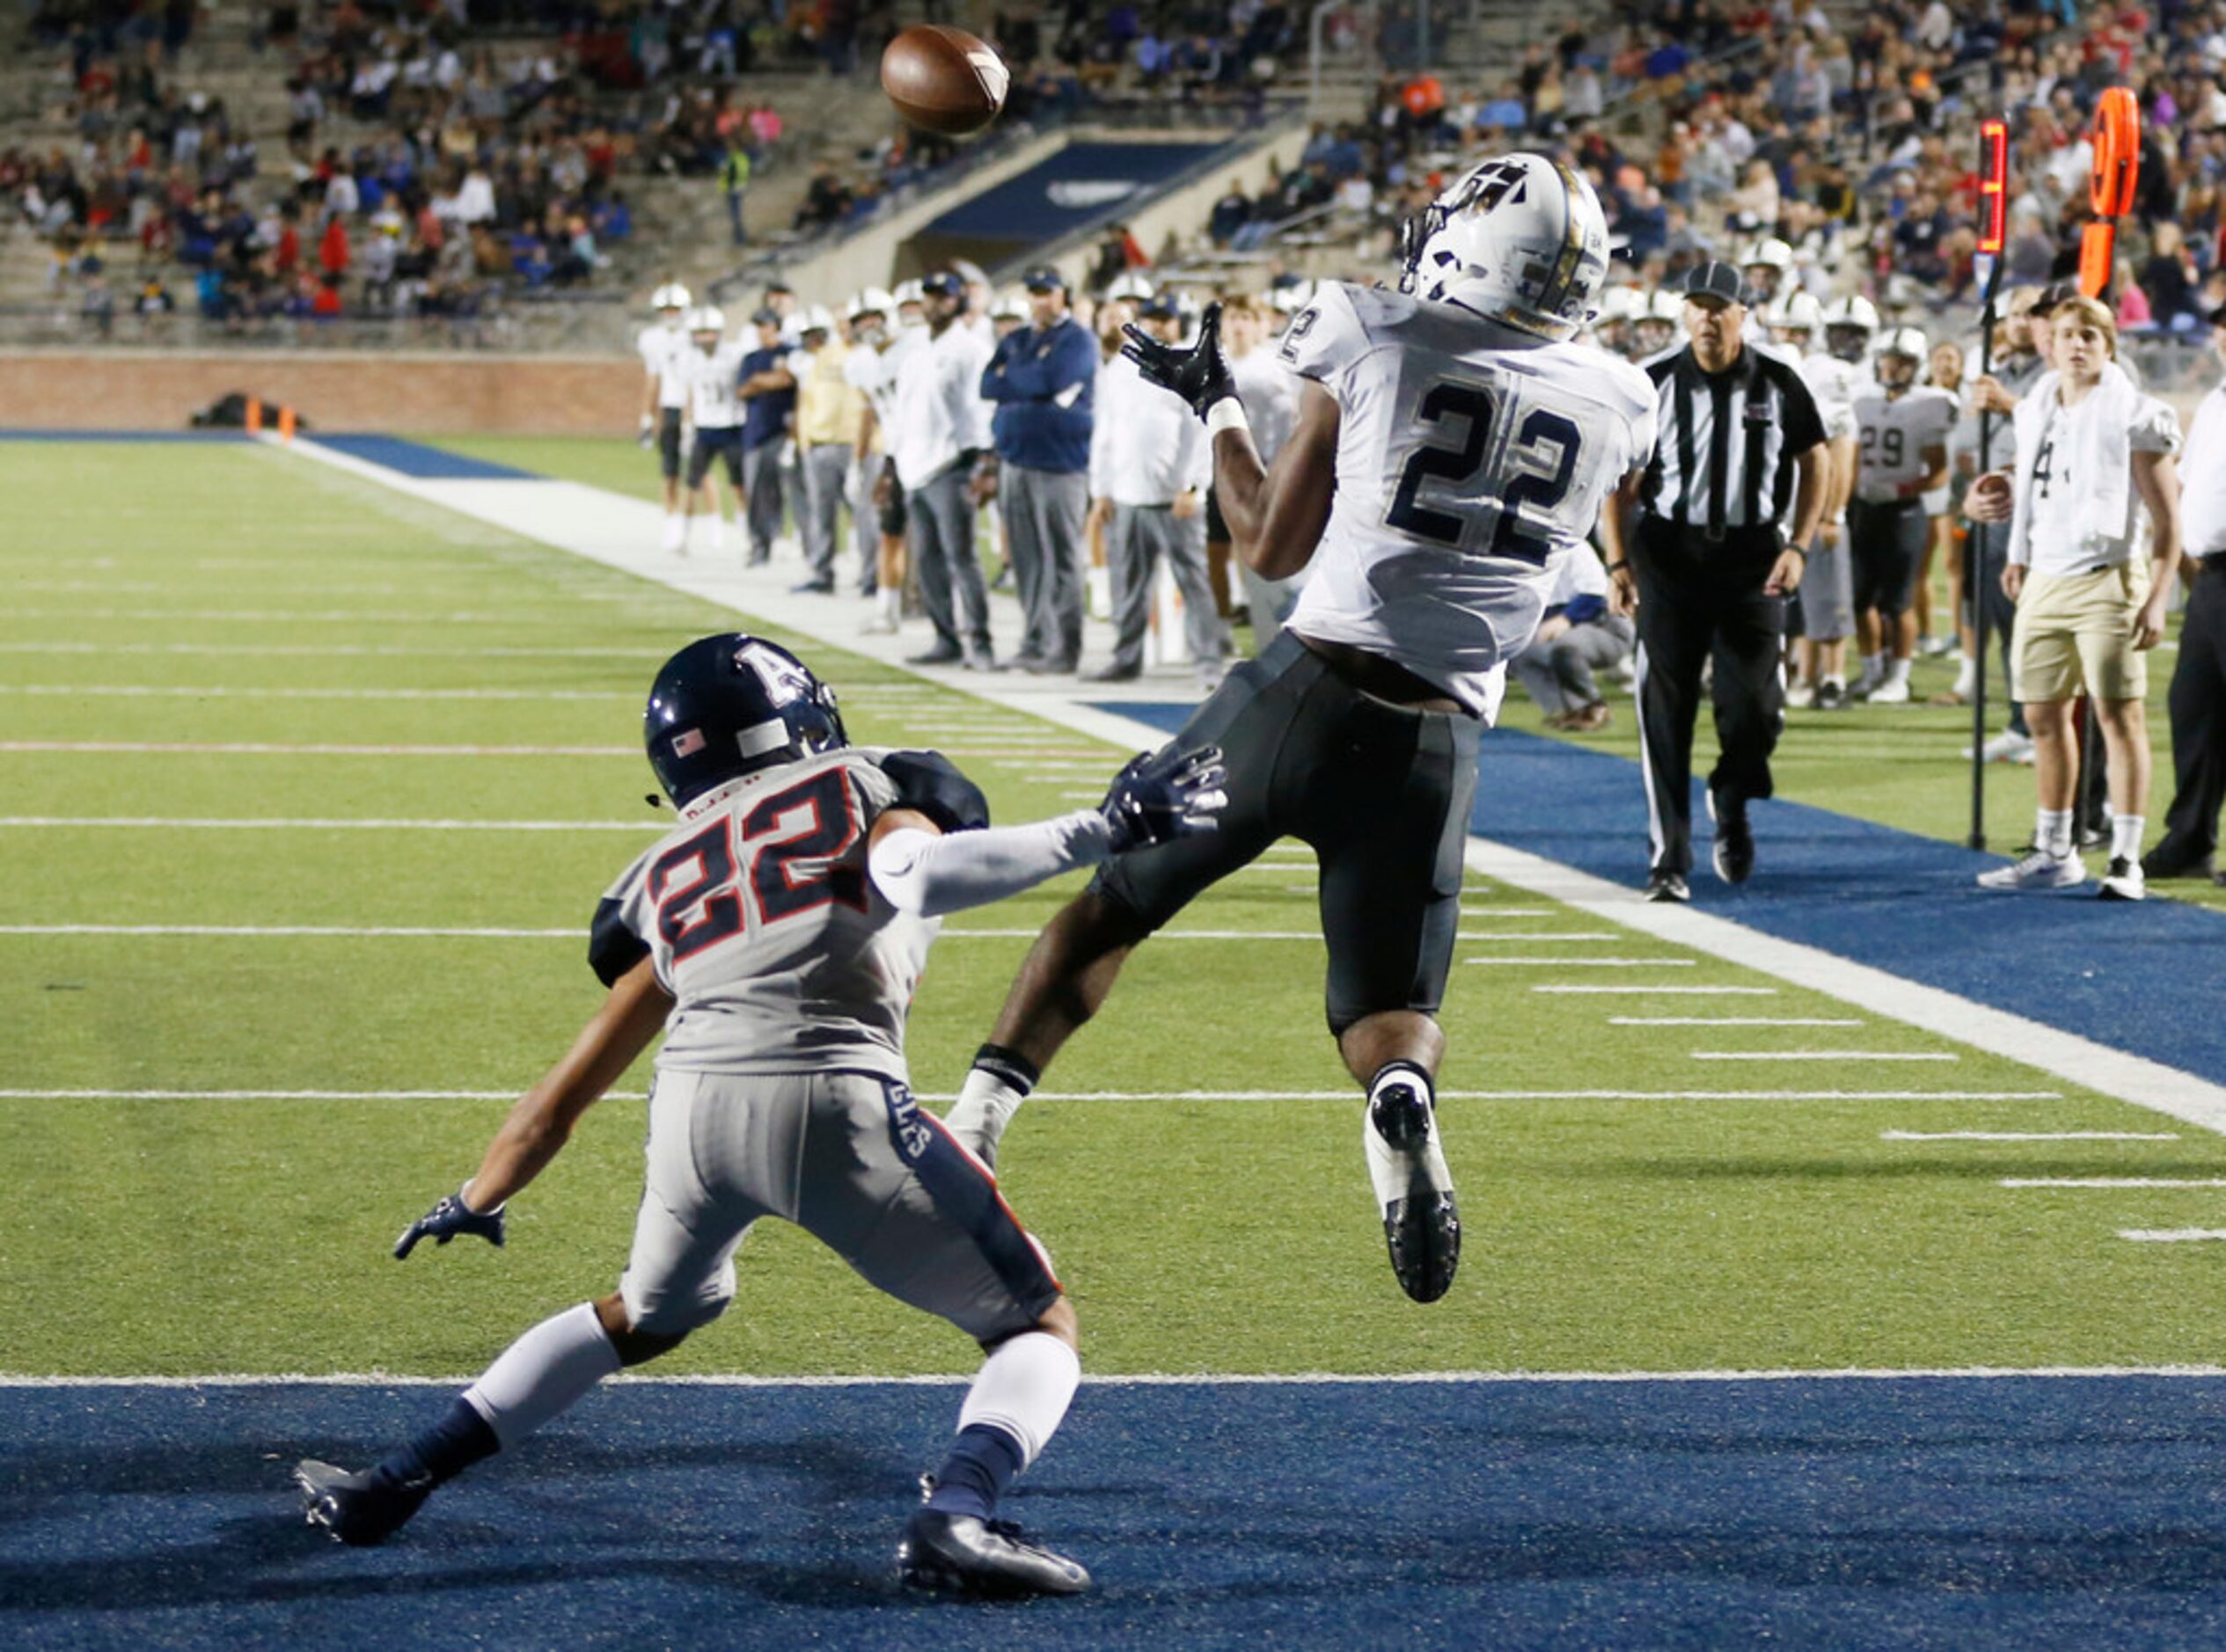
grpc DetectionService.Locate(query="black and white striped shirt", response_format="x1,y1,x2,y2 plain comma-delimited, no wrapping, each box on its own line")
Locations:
1641,345,1827,538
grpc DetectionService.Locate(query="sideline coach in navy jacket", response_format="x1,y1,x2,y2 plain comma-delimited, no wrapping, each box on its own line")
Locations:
980,267,1096,673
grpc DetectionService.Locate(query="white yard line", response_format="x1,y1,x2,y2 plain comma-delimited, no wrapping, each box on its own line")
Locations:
0,684,632,700
2119,1231,2226,1243
272,436,2226,1137
1615,1017,1863,1027
1882,1130,2178,1142
2002,1178,2226,1188
1693,1049,1958,1063
1465,957,1697,968
4,1363,2221,1387
0,641,648,658
1533,984,1779,995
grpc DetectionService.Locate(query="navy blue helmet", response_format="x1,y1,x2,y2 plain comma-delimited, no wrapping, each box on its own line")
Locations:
644,634,847,807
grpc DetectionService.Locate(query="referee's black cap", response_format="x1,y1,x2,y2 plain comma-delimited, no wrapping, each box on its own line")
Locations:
1682,260,1750,309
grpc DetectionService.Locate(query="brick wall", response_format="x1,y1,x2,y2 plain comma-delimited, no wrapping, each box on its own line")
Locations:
0,351,641,435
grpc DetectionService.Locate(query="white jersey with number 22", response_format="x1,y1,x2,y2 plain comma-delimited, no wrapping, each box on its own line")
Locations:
1277,281,1656,720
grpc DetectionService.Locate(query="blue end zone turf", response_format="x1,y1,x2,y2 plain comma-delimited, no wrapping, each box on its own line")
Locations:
1099,703,2226,1083
6,1378,2226,1646
311,435,538,480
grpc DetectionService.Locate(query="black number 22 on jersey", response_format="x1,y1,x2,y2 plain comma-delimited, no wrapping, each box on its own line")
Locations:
1385,380,1582,566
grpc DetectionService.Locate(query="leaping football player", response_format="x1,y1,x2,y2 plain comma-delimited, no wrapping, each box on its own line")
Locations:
941,153,1658,1305
294,634,1225,1598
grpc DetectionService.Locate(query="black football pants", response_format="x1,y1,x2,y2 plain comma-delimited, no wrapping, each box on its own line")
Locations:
2160,563,2226,859
1634,522,1787,878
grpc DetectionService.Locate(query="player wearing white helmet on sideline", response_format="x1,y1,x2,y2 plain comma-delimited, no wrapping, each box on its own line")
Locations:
1590,284,1644,357
893,279,927,333
845,289,912,630
1739,238,1797,333
1632,289,1684,368
640,282,693,552
944,153,1657,1309
1848,325,1954,704
1763,290,1859,709
678,305,748,557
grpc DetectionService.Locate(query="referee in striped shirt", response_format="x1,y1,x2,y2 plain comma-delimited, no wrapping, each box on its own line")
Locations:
1607,261,1829,903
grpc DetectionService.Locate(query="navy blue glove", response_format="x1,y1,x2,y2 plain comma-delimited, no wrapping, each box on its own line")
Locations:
1100,745,1228,853
394,1186,506,1260
1120,302,1234,421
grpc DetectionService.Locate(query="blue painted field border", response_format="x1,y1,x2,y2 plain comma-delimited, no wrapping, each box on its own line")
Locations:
1100,702,2226,1086
308,434,540,480
6,1378,2226,1647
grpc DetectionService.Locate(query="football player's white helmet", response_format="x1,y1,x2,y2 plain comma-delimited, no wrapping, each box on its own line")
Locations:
992,288,1029,321
1268,278,1314,315
892,279,926,309
1874,325,1927,386
1646,289,1686,324
846,286,894,321
1762,290,1823,336
1105,272,1157,303
1739,237,1795,275
652,281,692,312
686,304,725,338
1597,284,1644,325
796,303,837,335
1400,151,1609,339
1821,294,1878,362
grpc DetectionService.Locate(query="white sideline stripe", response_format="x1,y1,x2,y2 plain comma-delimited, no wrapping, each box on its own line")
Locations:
5,1363,2223,1388
1693,1049,1958,1063
2119,1231,2226,1243
0,741,641,757
1534,985,1779,995
0,1087,2064,1103
0,925,1389,943
280,436,2226,1137
1465,958,1696,968
1883,1131,2180,1142
2002,1178,2226,1189
1459,908,1553,918
1615,1017,1863,1027
1467,839,2226,1136
0,817,657,832
0,684,633,700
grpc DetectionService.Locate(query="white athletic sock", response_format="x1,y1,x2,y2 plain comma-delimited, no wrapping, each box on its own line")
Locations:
944,1062,1032,1163
2036,808,2075,859
2112,813,2146,862
877,583,901,624
1951,654,1975,698
661,515,684,552
1864,651,1886,683
956,1331,1080,1467
1822,674,1846,693
461,1302,622,1451
1886,656,1912,688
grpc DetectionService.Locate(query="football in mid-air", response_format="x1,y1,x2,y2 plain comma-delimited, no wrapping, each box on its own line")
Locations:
881,25,1009,136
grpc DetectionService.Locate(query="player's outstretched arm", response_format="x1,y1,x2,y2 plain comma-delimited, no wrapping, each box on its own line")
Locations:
868,749,1228,919
398,958,676,1258
1213,382,1337,581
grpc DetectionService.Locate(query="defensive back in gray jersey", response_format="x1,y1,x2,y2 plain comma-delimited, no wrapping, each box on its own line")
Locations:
1277,281,1659,719
597,748,936,1082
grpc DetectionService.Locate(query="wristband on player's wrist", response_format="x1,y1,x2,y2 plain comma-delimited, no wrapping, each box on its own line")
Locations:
1605,560,1629,574
1205,397,1249,437
1786,544,1809,559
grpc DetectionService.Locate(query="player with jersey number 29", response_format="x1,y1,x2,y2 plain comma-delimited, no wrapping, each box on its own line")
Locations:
941,153,1658,1306
293,633,1226,1599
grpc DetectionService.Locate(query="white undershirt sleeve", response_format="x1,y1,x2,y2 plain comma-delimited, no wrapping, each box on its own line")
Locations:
868,814,1113,918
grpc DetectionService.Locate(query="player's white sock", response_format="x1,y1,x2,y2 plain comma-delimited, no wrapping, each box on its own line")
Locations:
1951,653,1975,699
2036,808,2075,859
2111,813,2146,862
1861,651,1886,688
1822,674,1846,695
661,515,684,552
944,1042,1039,1168
1886,656,1911,689
925,1330,1080,1521
877,583,901,625
461,1302,622,1451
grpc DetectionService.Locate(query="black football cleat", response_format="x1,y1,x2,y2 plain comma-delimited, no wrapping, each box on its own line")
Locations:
1644,869,1690,903
897,1507,1091,1598
1708,787,1754,885
1365,1081,1461,1304
295,1459,434,1546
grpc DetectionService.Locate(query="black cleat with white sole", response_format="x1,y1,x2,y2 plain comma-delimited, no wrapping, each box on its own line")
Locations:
1365,1081,1461,1303
897,1507,1091,1598
295,1459,434,1546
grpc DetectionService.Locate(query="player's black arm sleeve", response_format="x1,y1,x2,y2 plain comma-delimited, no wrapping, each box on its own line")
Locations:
1214,379,1339,581
877,749,992,832
589,897,650,987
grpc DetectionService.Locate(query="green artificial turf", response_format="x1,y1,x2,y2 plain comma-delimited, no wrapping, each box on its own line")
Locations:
5,440,2223,1380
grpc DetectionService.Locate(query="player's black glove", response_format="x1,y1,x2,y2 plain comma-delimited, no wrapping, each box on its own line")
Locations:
1099,745,1228,853
394,1186,506,1260
1120,301,1234,422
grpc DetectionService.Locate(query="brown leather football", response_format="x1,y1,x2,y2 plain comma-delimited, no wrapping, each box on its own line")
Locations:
881,25,1009,136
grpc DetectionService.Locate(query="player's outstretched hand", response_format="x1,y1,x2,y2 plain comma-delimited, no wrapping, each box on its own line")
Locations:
1120,302,1234,421
394,1186,506,1260
1100,745,1228,853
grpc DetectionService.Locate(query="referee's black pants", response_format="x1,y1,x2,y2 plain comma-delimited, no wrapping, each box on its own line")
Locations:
1634,520,1787,877
2159,562,2226,861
